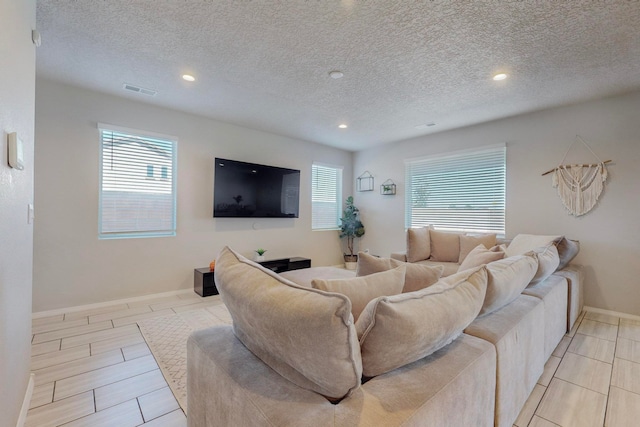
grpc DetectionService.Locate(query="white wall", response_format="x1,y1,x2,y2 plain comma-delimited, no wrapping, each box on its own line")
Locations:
353,90,640,316
0,0,36,425
34,79,353,312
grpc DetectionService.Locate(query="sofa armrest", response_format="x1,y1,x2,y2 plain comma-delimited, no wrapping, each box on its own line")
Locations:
390,251,407,262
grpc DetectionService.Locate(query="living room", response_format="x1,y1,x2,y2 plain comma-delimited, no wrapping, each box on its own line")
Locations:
2,1,640,427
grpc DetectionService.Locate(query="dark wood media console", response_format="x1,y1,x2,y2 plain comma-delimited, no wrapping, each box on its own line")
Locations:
194,256,311,297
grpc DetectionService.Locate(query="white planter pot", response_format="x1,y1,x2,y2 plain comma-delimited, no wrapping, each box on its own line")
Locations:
344,261,357,270
254,255,265,262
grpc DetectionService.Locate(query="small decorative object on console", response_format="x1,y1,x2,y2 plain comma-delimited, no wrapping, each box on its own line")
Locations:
209,260,216,271
254,248,267,262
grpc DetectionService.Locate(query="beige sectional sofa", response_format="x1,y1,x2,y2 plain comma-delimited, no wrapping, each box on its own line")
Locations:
187,233,582,427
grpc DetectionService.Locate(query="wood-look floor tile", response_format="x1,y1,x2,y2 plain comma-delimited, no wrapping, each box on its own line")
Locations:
584,311,620,326
90,332,144,355
32,317,89,334
62,398,143,427
54,354,158,401
122,342,151,360
89,305,152,324
63,304,129,321
568,333,616,363
605,386,640,427
618,321,640,342
616,337,640,364
31,340,60,356
205,304,232,324
611,358,640,395
138,386,180,422
33,321,113,344
576,319,618,341
29,382,54,409
149,299,204,311
32,314,65,326
95,369,166,411
529,415,561,427
538,356,561,387
552,335,572,358
139,409,186,427
176,292,202,300
514,384,545,427
33,349,124,387
25,390,95,427
31,344,90,371
620,317,640,326
535,378,606,427
554,352,611,394
127,295,181,309
111,308,174,327
171,300,224,313
61,324,138,349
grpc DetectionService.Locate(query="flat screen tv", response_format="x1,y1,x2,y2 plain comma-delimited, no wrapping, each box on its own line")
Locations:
213,158,300,218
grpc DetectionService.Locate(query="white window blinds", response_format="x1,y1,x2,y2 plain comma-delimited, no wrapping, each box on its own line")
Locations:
99,125,177,239
405,145,506,234
312,163,342,230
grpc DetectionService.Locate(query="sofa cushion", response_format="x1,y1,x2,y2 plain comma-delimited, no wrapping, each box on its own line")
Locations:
312,266,406,321
406,227,431,262
214,246,362,400
505,233,562,257
355,266,488,377
458,244,505,272
429,229,461,262
526,244,560,286
556,237,580,269
356,252,443,293
480,255,538,316
459,233,497,263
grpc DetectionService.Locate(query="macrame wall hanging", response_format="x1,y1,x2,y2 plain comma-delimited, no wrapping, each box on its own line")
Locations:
541,136,611,217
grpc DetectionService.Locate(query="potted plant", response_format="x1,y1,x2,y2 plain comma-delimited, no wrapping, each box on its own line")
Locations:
254,248,267,262
339,196,365,270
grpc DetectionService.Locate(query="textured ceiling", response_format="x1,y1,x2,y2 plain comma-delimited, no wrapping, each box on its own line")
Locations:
35,1,640,151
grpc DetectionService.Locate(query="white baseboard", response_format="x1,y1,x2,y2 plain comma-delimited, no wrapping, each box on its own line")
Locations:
16,373,34,427
32,288,194,319
584,306,640,322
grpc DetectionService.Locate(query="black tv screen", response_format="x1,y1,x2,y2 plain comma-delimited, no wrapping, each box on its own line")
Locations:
213,158,300,218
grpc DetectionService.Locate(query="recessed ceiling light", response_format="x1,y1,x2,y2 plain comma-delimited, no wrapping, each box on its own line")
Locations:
329,70,344,79
338,124,348,129
493,73,508,81
182,74,195,82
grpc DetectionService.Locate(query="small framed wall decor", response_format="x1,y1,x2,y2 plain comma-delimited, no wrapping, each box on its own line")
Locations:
380,179,396,195
356,171,374,192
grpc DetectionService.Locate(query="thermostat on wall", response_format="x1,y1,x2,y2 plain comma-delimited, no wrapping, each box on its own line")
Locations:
8,132,24,170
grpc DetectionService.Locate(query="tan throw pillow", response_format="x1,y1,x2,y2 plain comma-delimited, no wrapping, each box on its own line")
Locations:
526,244,560,287
556,238,580,270
356,266,488,377
313,266,406,321
215,246,362,400
458,244,506,272
459,234,497,263
479,255,538,316
356,251,443,293
429,229,461,262
406,227,431,263
505,234,562,257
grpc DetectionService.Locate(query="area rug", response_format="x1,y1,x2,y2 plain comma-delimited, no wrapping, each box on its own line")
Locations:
137,303,232,413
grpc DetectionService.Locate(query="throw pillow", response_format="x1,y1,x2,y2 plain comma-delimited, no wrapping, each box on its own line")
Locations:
429,229,461,262
505,234,562,257
479,255,538,316
526,244,560,286
406,227,431,263
356,251,443,293
556,237,580,270
214,246,362,400
459,234,498,263
356,266,488,377
313,266,406,321
457,244,506,272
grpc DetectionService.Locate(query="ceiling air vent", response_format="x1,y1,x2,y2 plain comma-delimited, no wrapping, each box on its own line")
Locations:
123,83,157,97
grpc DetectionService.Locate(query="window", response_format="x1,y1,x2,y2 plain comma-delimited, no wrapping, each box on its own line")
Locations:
99,124,177,239
312,163,343,230
405,145,506,234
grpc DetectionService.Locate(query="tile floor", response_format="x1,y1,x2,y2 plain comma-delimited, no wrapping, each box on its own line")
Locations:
514,310,640,427
28,292,640,427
